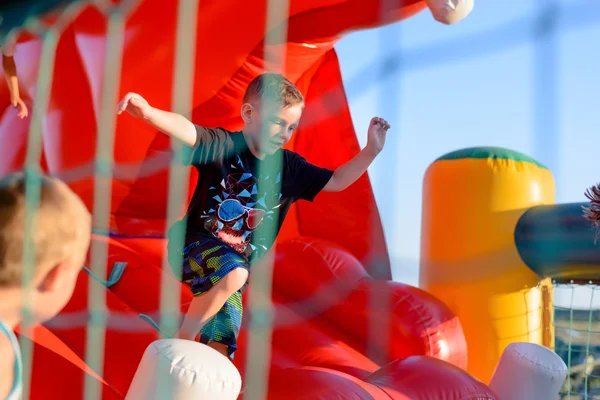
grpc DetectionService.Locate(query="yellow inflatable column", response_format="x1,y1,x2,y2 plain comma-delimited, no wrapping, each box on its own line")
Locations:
419,147,555,383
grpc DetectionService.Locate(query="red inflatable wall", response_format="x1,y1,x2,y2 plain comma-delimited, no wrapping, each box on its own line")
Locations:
1,0,498,398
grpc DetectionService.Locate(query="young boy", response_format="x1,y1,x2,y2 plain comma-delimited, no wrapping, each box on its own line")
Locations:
0,173,91,399
1,33,28,119
116,73,390,359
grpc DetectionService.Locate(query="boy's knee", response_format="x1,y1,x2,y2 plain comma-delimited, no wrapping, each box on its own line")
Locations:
224,268,248,292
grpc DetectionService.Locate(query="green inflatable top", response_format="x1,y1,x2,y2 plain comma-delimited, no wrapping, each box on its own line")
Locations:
436,146,548,170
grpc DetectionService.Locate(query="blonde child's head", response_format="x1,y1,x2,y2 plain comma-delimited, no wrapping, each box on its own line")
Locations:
0,173,91,324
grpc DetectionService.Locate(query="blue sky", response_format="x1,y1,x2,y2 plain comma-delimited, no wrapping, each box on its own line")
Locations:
335,0,600,308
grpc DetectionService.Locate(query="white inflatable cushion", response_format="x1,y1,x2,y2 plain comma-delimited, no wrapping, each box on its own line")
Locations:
125,339,242,400
426,0,474,24
489,342,568,400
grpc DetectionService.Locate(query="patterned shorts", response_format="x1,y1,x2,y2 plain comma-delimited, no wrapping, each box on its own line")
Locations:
169,237,249,359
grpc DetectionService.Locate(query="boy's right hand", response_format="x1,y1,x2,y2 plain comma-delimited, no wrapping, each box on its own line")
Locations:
116,92,197,146
11,96,28,119
117,92,152,120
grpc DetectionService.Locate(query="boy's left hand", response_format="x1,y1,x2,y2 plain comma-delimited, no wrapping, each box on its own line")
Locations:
366,117,390,155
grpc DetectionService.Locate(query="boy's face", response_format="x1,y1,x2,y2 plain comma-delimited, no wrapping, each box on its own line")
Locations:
32,232,89,323
29,191,91,324
31,223,90,324
244,102,303,155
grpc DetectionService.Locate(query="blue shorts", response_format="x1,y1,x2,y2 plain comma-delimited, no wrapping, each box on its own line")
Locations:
169,237,249,359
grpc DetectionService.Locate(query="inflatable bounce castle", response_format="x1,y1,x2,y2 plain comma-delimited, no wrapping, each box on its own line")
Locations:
0,0,575,398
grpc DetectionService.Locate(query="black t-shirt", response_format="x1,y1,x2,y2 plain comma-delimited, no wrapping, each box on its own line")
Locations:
177,125,334,262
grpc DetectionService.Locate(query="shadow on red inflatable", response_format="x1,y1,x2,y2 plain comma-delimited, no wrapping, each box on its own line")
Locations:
1,0,496,398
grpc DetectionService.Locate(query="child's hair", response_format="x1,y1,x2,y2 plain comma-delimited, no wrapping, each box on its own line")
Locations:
583,183,600,243
242,73,304,107
0,173,90,286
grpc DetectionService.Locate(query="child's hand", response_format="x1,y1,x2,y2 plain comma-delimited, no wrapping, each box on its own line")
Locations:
117,92,152,119
11,96,28,119
366,117,390,156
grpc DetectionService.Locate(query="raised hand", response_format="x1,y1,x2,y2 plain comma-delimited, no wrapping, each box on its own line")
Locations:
117,92,152,119
366,117,390,155
11,96,28,119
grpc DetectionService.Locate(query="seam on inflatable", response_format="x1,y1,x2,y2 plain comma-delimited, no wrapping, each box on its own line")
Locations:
364,381,395,399
514,349,566,372
276,241,359,311
289,238,368,282
394,292,433,356
459,394,495,400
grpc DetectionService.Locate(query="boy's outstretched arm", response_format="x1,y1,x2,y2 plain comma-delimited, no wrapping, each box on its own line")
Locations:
2,55,28,119
323,117,390,192
117,92,197,147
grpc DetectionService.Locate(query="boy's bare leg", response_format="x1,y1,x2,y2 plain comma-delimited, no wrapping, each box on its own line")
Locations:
175,267,248,341
208,341,231,358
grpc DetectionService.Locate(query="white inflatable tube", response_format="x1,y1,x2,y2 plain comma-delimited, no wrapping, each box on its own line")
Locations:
426,0,474,24
125,339,242,400
488,342,567,400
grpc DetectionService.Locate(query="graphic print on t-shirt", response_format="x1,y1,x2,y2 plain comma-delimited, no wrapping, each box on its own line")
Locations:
202,155,282,256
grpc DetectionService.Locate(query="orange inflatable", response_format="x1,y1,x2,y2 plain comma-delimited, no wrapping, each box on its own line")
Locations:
1,0,495,398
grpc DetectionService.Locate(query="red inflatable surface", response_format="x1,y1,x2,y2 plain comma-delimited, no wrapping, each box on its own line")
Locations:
1,0,497,398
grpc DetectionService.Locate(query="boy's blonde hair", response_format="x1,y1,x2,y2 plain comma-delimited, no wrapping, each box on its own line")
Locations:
242,73,304,107
0,173,91,286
